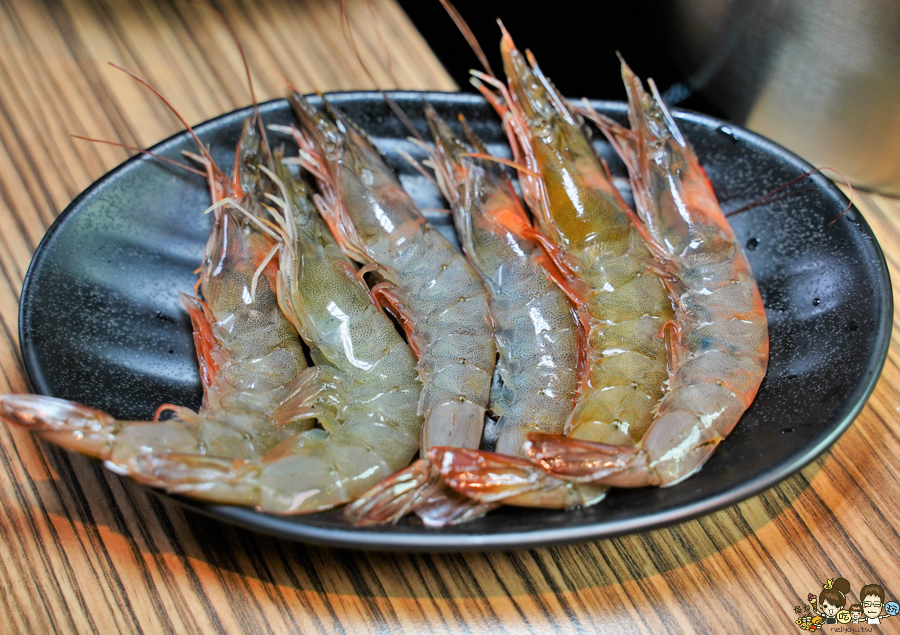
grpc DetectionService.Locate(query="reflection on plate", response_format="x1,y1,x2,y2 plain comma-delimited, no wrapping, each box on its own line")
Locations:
19,92,891,551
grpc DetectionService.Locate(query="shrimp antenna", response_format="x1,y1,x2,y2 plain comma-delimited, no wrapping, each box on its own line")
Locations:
724,167,854,227
524,47,577,127
384,94,425,144
363,0,398,88
108,63,222,178
340,0,400,89
70,135,207,177
724,172,816,218
189,0,274,172
397,144,439,186
460,153,540,179
438,0,494,77
337,0,424,142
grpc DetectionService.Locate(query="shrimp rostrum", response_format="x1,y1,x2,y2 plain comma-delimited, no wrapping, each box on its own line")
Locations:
288,93,496,452
529,62,769,487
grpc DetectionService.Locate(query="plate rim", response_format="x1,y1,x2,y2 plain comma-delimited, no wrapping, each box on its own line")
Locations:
19,90,894,552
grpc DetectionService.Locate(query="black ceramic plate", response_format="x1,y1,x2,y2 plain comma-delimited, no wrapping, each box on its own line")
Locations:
20,92,892,551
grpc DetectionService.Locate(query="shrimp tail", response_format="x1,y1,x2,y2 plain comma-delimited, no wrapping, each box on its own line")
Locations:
523,433,649,485
343,457,497,527
343,459,441,525
0,394,215,472
0,394,119,459
435,447,550,501
412,490,500,527
434,447,606,509
346,445,596,526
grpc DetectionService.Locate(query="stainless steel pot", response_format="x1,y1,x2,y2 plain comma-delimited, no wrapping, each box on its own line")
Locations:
667,0,900,195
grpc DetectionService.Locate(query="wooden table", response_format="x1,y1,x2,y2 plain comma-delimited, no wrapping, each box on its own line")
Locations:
1,1,898,632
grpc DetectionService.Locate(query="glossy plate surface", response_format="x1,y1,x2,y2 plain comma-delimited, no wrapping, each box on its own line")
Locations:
20,92,892,551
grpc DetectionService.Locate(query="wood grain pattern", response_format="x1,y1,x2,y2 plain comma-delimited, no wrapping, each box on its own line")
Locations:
1,1,899,633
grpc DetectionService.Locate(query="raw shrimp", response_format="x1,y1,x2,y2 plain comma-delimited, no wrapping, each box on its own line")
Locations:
346,107,604,525
252,152,424,508
107,138,425,512
288,93,496,452
1,121,426,513
528,62,768,487
425,107,578,456
351,29,680,519
479,29,676,448
0,119,313,480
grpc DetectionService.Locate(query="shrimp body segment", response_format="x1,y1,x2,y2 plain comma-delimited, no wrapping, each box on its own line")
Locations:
494,33,675,447
532,65,768,487
289,94,496,452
